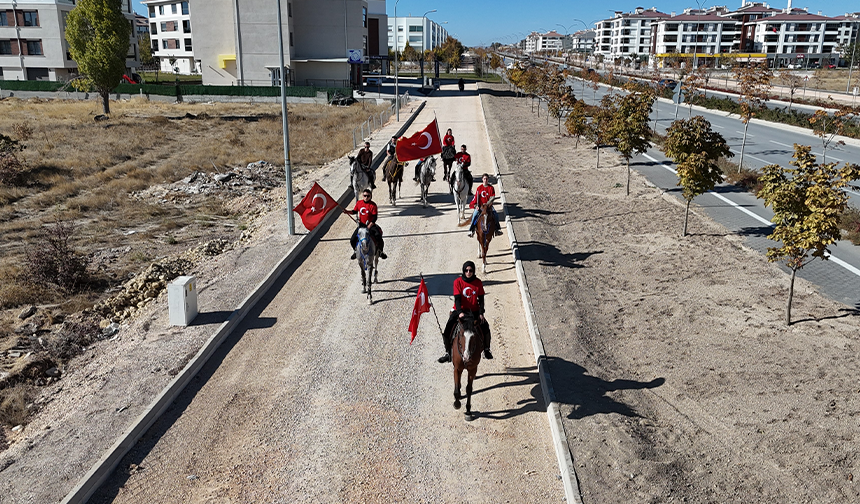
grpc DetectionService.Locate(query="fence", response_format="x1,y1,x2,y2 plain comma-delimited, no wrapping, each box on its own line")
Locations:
350,91,412,149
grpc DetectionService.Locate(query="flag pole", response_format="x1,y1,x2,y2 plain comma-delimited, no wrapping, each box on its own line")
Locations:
421,273,445,338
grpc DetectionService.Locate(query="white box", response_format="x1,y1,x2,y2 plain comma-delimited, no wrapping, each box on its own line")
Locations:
168,276,198,326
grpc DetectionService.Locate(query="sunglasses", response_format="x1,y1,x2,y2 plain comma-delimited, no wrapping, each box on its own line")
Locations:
363,194,371,197
464,268,475,272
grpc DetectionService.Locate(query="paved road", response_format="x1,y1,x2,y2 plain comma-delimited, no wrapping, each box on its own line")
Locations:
89,84,564,504
566,78,860,309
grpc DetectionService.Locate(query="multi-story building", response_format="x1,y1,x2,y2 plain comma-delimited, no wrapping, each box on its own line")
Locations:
651,8,739,57
134,14,149,38
752,10,855,67
388,15,447,53
524,30,564,54
193,0,373,87
594,7,670,64
0,0,138,81
143,0,196,74
569,29,595,54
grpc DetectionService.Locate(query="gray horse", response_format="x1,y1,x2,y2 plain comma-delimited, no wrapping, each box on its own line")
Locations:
451,160,469,223
355,225,380,304
350,156,372,199
417,156,436,208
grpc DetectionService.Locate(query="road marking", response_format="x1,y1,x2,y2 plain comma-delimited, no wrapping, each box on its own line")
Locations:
642,152,860,279
728,149,770,165
712,124,725,129
821,153,844,162
770,140,793,148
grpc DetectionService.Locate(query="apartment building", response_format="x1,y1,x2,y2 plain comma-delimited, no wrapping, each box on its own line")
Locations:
752,11,856,67
594,7,670,64
524,30,564,54
0,0,138,81
388,15,448,53
192,0,372,87
143,0,197,74
652,8,740,56
570,29,596,54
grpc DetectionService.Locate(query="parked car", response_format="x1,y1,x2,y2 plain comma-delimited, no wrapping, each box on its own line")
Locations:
364,76,382,86
657,78,678,89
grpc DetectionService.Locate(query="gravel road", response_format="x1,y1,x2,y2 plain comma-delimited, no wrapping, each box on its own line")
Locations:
84,84,564,503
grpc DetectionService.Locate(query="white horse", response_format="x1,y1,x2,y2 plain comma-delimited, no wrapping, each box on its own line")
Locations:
350,156,372,199
451,160,469,223
417,156,436,208
355,226,380,304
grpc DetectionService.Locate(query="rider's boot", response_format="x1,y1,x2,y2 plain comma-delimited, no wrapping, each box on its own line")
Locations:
437,353,451,363
350,252,356,260
467,225,475,238
495,228,503,237
379,248,388,259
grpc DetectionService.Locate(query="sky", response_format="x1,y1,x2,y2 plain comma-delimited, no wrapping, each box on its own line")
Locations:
135,0,859,47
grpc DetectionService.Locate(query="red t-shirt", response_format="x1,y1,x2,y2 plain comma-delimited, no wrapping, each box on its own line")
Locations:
455,152,471,167
443,134,455,147
470,184,496,209
352,200,378,225
453,277,484,312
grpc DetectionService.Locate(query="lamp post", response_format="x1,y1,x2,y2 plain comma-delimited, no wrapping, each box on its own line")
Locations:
556,23,574,63
421,9,436,85
848,20,858,94
572,19,600,67
394,0,401,121
275,0,294,234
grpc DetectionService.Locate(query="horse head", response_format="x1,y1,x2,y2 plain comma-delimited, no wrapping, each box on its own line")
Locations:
457,315,482,362
481,196,497,213
348,155,357,175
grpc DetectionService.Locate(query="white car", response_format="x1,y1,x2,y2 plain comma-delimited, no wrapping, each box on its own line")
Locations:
364,77,382,86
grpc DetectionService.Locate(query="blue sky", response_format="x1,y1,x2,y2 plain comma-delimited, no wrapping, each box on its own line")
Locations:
135,1,858,46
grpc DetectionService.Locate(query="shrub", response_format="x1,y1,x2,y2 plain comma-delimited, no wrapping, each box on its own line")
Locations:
840,206,860,245
0,384,34,428
46,314,101,362
722,160,763,194
23,219,90,293
0,134,26,185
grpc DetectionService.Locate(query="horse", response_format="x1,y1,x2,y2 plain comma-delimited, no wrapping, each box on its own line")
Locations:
350,156,372,199
382,156,405,206
474,196,499,274
417,156,436,208
451,160,469,224
355,225,380,304
441,145,456,182
452,314,483,420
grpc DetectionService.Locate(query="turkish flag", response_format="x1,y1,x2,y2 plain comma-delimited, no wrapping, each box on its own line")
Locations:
396,119,443,162
408,278,431,344
293,182,337,231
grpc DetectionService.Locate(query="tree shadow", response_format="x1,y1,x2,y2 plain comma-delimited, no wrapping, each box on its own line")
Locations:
792,307,860,324
478,87,519,98
517,241,602,269
544,356,665,420
737,225,774,237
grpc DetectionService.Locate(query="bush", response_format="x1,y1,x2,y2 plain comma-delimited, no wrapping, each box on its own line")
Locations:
0,384,34,428
0,134,25,185
46,314,101,362
721,160,763,194
23,219,90,293
840,206,860,245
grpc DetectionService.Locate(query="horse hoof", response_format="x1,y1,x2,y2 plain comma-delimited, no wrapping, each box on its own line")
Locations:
453,400,461,410
361,286,366,294
465,413,475,422
367,297,373,305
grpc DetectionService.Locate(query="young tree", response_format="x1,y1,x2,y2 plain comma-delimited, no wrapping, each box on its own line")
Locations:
565,100,591,148
809,105,855,164
65,0,132,115
586,94,618,168
777,70,803,111
662,116,733,235
402,42,418,68
609,91,655,195
138,33,155,66
756,145,860,325
733,62,773,172
0,134,26,185
681,65,708,116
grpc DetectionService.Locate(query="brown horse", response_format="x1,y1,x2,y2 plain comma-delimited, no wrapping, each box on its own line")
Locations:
452,315,483,419
382,156,404,205
474,196,499,273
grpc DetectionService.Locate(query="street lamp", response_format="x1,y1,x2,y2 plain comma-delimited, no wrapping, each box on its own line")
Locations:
848,20,858,94
572,18,600,66
420,9,436,85
394,0,401,121
275,0,294,234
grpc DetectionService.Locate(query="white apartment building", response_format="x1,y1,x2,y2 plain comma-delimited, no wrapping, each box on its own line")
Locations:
192,0,372,87
524,30,563,54
652,9,739,56
594,7,670,64
388,15,447,53
143,0,197,74
570,29,595,54
0,0,138,81
752,11,856,67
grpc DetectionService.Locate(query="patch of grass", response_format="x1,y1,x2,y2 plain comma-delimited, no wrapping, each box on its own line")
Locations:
0,384,34,428
720,158,763,194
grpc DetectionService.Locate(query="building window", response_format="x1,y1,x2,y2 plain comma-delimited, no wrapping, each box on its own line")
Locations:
410,25,423,32
26,40,43,55
159,5,164,15
171,3,177,14
184,38,192,51
181,2,189,15
288,2,292,17
289,31,293,47
0,40,11,55
363,7,367,28
183,20,191,33
148,6,155,18
152,40,158,52
22,11,39,27
151,23,157,34
0,12,7,26
161,21,177,32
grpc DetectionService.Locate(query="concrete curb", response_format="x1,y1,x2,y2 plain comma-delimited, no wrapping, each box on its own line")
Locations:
60,100,427,504
478,85,583,504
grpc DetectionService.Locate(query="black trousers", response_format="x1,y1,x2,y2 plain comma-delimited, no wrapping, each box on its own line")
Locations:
350,225,384,252
442,310,491,355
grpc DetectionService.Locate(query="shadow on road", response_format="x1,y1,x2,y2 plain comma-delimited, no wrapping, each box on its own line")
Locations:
468,366,545,420
518,241,602,269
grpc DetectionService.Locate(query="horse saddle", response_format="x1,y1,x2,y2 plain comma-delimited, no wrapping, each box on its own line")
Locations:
441,145,456,161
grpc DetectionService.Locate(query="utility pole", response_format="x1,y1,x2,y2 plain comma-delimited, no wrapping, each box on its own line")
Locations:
276,0,294,234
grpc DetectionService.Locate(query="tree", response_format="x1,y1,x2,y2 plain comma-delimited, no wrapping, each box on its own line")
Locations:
565,100,591,148
608,90,654,195
586,94,618,169
402,42,418,67
809,105,855,164
65,0,131,115
489,53,503,73
0,134,26,185
138,33,155,66
840,40,860,70
777,70,803,111
662,116,733,235
733,62,772,172
756,145,860,325
681,66,707,116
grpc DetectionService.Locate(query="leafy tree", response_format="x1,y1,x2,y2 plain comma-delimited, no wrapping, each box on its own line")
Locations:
489,53,503,72
809,105,856,164
402,42,418,65
663,116,733,235
733,62,772,172
777,70,803,112
681,66,707,116
565,100,591,148
65,0,131,115
586,94,618,169
138,33,154,66
756,145,860,325
841,40,860,70
608,90,654,195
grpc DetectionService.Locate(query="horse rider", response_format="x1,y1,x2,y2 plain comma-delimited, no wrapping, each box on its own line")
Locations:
441,128,456,180
450,144,474,195
357,141,376,190
443,128,455,150
438,260,493,363
382,135,398,183
467,173,503,238
345,189,387,260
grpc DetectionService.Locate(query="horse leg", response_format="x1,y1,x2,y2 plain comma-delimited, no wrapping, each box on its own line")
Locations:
453,365,462,410
373,255,379,283
366,266,373,304
361,266,366,294
465,367,477,419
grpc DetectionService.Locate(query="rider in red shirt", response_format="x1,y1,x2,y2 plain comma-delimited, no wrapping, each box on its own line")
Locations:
468,173,502,237
451,144,474,195
438,261,493,363
346,189,387,260
443,129,455,148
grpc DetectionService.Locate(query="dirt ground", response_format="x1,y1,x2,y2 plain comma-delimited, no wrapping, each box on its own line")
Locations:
481,82,860,503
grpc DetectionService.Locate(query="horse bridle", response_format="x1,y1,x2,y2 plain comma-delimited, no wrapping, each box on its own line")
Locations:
454,318,482,361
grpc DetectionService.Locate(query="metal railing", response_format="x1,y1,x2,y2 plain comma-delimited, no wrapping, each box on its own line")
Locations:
351,91,411,149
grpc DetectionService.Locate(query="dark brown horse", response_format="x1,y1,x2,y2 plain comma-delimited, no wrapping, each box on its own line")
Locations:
441,145,456,182
474,196,499,273
452,315,483,419
382,156,404,205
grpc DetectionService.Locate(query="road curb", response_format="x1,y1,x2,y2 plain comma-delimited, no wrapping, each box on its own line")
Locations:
478,84,583,504
60,100,427,504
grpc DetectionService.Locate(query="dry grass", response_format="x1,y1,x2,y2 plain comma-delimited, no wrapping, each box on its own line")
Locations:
0,97,390,313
